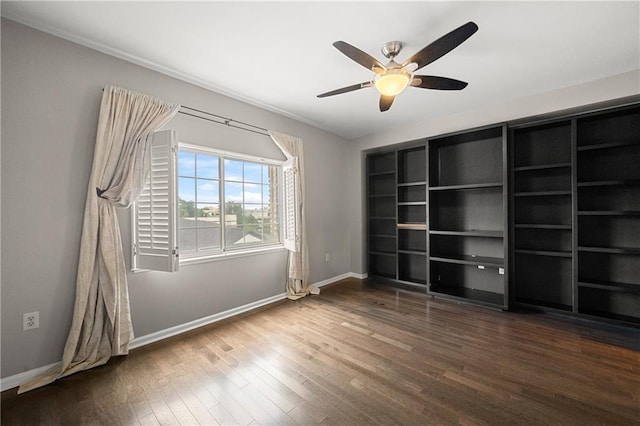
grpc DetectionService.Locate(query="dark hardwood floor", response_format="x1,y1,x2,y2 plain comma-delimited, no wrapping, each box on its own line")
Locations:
2,278,639,425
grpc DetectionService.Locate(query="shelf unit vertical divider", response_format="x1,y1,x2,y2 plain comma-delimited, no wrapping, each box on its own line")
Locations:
501,124,510,307
508,126,516,307
570,118,578,313
425,142,430,295
394,150,399,282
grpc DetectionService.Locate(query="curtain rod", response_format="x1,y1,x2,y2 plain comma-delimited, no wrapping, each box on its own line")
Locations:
178,105,270,137
100,88,271,137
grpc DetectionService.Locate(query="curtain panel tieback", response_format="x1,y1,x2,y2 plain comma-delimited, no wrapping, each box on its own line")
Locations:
96,187,109,199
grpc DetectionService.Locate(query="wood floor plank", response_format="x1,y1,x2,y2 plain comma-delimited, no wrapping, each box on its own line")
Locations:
159,388,200,426
148,396,180,426
114,402,142,426
3,277,639,425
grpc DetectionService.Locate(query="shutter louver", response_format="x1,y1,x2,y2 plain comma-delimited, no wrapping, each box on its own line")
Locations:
133,130,179,272
282,157,299,252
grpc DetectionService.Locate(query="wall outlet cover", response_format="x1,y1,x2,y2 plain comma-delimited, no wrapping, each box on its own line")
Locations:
23,311,40,331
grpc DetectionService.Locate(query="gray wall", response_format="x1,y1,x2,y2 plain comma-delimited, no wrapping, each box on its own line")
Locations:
1,19,352,378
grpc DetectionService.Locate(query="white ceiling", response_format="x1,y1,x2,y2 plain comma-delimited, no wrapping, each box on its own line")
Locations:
3,1,639,140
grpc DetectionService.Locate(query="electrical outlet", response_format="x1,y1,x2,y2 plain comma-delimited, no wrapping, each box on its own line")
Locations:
23,312,39,331
325,253,330,262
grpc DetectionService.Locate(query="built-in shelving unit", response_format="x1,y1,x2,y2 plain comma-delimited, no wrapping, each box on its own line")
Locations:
397,146,428,285
367,151,397,280
427,125,508,309
367,145,428,288
510,120,574,312
576,105,640,325
365,102,639,327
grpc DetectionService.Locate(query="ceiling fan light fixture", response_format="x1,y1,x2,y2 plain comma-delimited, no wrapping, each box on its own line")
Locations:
374,68,411,96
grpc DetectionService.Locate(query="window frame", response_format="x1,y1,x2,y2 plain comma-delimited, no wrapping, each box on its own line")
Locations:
177,142,285,262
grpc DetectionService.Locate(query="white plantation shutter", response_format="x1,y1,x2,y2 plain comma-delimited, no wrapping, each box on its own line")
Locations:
282,157,299,252
133,130,179,271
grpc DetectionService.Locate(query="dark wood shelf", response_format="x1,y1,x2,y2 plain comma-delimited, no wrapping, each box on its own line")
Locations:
397,278,427,286
369,250,396,257
514,298,572,312
370,272,396,280
577,210,640,216
397,181,426,187
368,193,395,198
513,162,571,172
429,230,503,238
430,285,505,307
429,182,503,191
368,170,395,177
515,249,572,258
577,140,640,151
370,233,396,239
514,190,571,197
514,224,572,230
397,223,427,230
578,280,640,292
370,216,396,220
577,179,640,187
578,246,640,255
398,201,426,206
398,249,427,256
430,254,504,268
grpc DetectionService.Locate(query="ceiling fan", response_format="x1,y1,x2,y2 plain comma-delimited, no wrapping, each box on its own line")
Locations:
317,21,478,112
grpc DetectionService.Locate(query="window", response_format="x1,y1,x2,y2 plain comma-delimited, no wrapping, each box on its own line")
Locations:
133,131,284,272
177,146,281,258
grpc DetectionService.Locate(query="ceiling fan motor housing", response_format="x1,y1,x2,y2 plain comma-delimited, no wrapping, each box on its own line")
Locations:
381,41,403,59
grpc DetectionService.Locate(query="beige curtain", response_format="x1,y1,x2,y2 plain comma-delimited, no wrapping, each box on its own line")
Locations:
19,86,180,393
269,131,317,300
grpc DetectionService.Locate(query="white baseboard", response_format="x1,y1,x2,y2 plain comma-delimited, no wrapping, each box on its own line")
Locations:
129,292,287,349
1,272,365,392
349,272,368,279
313,271,362,287
0,362,60,393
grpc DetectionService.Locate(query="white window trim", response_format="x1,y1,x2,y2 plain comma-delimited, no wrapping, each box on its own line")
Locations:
176,142,285,262
179,143,283,167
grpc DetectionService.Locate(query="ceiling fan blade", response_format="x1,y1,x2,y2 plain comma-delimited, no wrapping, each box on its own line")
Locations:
379,95,395,112
411,75,468,90
402,21,478,71
317,81,372,98
333,41,386,72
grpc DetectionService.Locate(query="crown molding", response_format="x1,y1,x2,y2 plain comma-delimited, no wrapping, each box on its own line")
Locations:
2,12,323,133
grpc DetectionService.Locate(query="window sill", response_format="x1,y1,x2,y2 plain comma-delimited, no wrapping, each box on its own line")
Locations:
132,245,286,273
181,244,286,267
